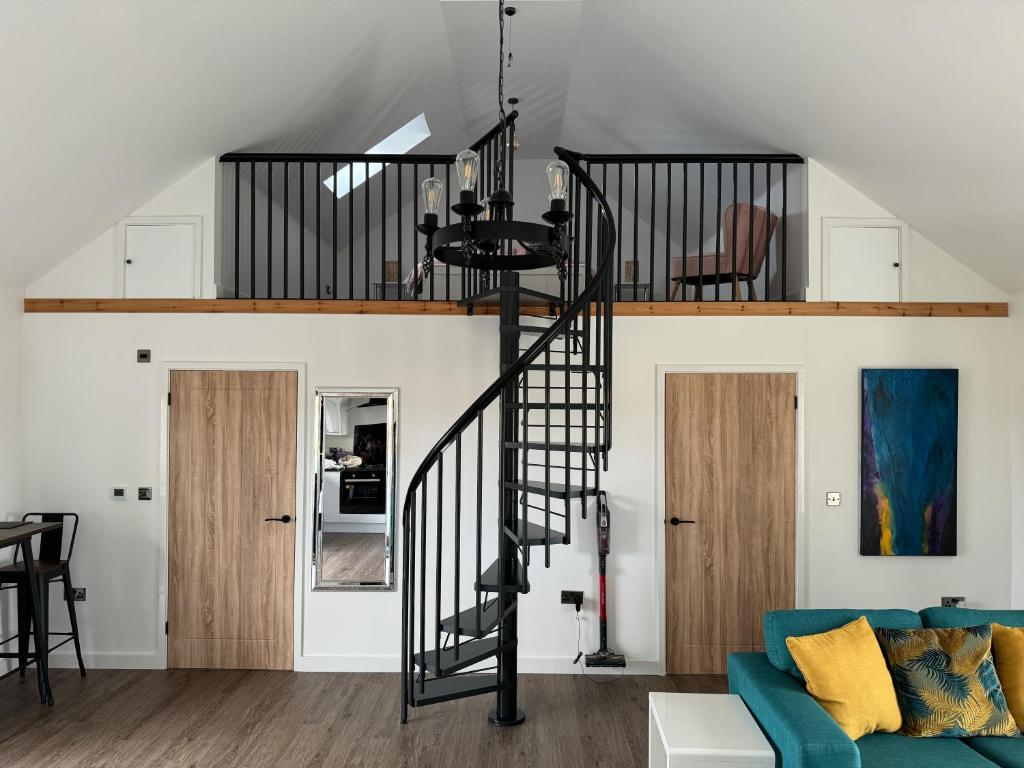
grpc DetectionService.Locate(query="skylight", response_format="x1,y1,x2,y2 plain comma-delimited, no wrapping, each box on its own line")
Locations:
323,113,431,198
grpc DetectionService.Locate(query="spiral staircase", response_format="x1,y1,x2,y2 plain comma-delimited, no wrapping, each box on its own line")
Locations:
400,147,616,725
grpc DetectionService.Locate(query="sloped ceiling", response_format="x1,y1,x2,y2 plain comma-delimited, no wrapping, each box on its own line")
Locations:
3,0,1022,290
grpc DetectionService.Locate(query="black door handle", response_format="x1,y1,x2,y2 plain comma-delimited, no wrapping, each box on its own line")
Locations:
265,515,292,524
669,517,695,526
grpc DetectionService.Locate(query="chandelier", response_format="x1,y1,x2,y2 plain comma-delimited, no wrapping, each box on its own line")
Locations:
416,0,572,284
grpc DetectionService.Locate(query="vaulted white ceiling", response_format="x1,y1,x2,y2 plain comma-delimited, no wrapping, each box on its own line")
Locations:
3,1,1022,290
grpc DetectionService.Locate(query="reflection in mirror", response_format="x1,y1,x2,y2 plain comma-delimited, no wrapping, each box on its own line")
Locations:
314,388,397,590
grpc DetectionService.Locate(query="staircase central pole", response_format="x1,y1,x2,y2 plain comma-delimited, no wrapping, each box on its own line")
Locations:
490,270,526,727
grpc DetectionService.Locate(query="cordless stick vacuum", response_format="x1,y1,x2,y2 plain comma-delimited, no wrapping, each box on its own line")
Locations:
585,491,626,668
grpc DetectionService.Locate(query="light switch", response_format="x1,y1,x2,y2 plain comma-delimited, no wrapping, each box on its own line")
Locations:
826,492,841,507
113,487,127,500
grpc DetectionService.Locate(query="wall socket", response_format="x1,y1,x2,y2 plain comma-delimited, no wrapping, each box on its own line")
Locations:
71,587,86,602
941,596,965,608
561,590,583,611
826,492,842,507
113,487,127,500
138,487,153,501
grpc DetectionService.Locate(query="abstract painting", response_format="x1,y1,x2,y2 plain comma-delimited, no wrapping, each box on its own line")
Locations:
861,369,958,556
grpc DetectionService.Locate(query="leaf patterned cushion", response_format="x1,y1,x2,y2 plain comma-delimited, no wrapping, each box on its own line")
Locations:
876,625,1020,738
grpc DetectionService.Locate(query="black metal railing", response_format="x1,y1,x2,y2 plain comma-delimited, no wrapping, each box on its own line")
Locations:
572,154,805,301
400,147,614,721
218,114,517,300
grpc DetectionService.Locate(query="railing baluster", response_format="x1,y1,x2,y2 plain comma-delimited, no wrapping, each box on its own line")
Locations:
648,163,654,300
632,162,639,300
476,415,483,639
397,163,402,301
454,434,461,661
665,163,671,302
365,161,371,300
544,343,551,567
765,162,772,302
381,162,387,300
284,162,289,298
782,164,788,301
681,162,688,301
749,163,754,302
316,161,321,300
419,478,427,694
413,164,419,302
300,163,306,299
617,164,623,292
348,163,354,299
714,162,722,301
250,161,255,300
233,161,239,299
332,161,338,300
732,163,739,300
585,160,593,292
267,162,273,298
435,456,443,677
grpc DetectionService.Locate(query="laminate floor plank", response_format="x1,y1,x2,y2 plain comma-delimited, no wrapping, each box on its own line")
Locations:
0,670,727,768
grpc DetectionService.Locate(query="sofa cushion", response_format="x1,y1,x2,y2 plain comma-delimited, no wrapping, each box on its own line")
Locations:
921,607,1024,629
993,624,1024,730
764,609,922,679
785,617,902,739
965,736,1024,768
876,625,1019,738
856,733,999,767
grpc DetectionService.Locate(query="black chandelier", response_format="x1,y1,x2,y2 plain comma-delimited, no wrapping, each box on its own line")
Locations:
416,0,573,283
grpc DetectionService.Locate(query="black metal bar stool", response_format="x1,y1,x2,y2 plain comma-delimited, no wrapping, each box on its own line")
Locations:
0,514,86,678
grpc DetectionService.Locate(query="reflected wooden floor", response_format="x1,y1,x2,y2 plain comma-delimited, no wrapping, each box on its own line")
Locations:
321,532,386,582
0,669,726,768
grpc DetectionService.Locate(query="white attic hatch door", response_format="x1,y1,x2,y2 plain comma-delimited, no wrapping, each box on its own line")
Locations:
117,216,202,299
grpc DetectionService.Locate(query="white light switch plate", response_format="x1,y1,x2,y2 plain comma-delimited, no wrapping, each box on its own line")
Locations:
826,492,841,507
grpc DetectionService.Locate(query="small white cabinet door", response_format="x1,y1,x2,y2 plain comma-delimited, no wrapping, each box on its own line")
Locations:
824,221,903,301
122,222,198,298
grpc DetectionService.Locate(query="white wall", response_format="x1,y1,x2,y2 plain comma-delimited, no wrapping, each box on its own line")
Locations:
806,159,1005,303
19,310,1011,673
0,280,23,673
26,159,218,299
1011,290,1024,608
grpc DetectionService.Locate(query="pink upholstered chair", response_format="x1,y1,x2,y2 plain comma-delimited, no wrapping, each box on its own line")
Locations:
669,203,779,300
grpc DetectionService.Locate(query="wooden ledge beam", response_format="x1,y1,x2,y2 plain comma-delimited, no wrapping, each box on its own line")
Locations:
23,298,1008,318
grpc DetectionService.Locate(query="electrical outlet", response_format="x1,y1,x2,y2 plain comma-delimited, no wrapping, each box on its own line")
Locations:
138,487,153,501
941,596,965,608
113,487,127,500
136,349,151,364
71,587,86,602
561,590,583,611
826,492,841,507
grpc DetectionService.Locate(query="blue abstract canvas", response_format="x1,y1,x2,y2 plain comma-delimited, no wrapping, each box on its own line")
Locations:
860,369,958,556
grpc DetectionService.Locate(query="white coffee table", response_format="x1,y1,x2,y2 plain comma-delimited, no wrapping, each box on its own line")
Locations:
649,692,774,767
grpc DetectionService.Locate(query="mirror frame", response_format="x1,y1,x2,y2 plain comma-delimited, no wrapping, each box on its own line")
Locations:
312,386,399,591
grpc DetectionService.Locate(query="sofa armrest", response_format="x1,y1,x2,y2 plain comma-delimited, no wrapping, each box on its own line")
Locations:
728,652,860,768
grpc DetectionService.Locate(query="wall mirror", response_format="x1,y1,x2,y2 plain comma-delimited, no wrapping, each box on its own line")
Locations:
313,388,398,590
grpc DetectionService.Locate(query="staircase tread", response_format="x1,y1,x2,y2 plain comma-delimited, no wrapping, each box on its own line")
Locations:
459,286,564,308
439,601,501,638
476,558,529,593
504,480,597,499
411,673,500,706
525,363,603,372
505,440,608,452
514,519,568,546
415,636,500,676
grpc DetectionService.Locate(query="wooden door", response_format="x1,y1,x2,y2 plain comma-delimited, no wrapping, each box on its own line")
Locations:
168,370,297,670
665,373,796,674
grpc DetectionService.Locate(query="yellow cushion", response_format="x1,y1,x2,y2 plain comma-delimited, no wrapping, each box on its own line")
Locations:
785,616,902,739
992,623,1024,728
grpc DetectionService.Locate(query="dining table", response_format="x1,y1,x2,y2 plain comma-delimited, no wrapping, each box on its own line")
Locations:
0,521,60,705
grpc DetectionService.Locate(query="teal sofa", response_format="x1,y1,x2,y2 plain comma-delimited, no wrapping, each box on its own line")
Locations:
728,607,1024,768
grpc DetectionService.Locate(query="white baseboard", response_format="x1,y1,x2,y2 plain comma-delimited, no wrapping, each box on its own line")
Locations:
48,651,164,670
294,654,662,675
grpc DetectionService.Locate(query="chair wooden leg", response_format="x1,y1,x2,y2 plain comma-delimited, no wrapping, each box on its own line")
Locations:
17,584,30,677
670,280,681,301
61,572,86,676
747,279,758,301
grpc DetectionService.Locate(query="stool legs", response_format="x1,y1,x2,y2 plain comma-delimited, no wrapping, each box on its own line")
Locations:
61,571,86,676
17,583,30,676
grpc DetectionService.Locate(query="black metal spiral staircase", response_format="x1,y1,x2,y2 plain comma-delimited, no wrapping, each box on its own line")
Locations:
401,147,616,725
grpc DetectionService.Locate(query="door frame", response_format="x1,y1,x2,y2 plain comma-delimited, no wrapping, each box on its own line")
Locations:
821,217,909,302
654,364,806,675
157,361,307,670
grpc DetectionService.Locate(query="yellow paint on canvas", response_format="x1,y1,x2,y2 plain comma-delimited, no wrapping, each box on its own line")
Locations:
875,483,893,556
922,503,933,554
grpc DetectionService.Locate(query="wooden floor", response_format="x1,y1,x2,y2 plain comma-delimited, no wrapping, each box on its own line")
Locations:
322,532,386,582
1,669,726,767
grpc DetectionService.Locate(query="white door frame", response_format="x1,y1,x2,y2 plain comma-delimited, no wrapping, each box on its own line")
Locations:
115,215,203,298
157,361,307,670
654,364,806,675
821,217,909,302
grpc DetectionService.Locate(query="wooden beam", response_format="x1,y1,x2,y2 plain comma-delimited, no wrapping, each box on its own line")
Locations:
22,298,1009,318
